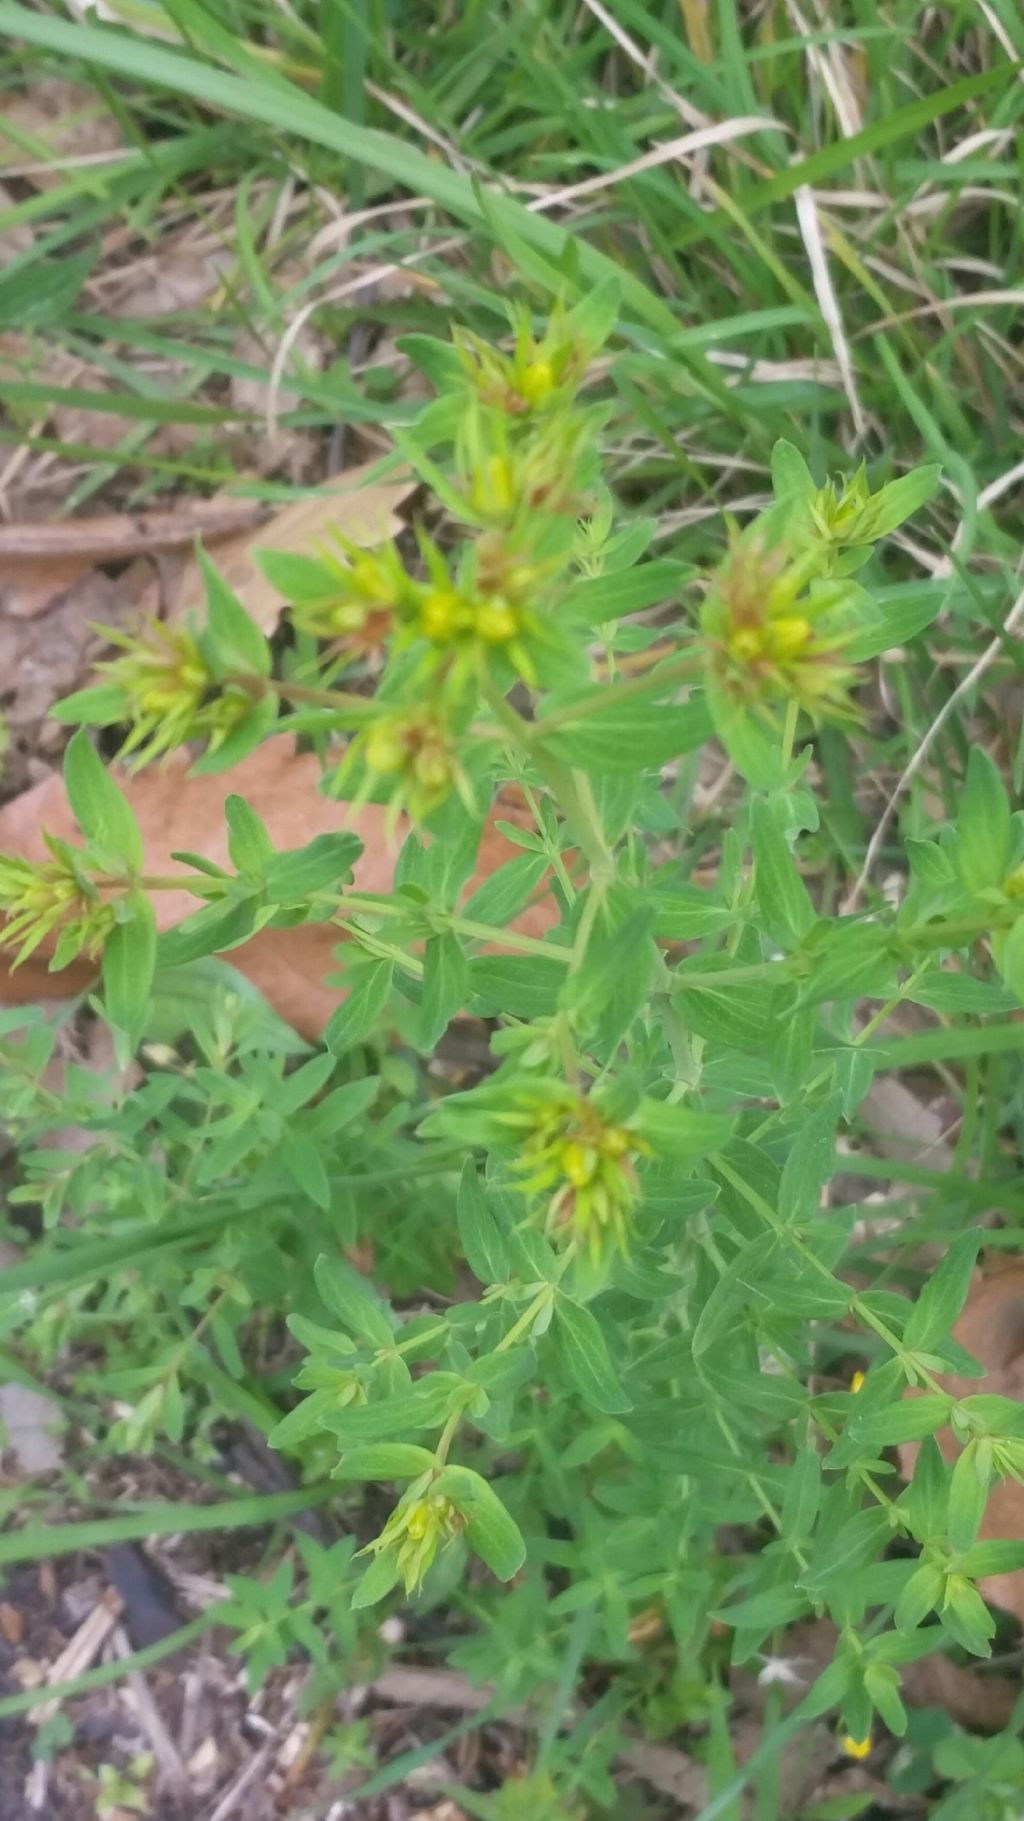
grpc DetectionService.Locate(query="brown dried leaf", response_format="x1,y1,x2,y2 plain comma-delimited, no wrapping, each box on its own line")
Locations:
0,737,555,1038
0,553,100,622
901,1258,1024,1625
0,80,122,191
166,459,417,631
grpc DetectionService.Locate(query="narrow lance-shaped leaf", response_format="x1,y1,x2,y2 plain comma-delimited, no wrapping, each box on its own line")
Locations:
63,730,143,870
433,1465,526,1581
904,1232,982,1352
101,894,156,1043
554,1295,631,1414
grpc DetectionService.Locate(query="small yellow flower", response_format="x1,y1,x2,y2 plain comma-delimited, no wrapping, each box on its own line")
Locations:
0,839,118,968
348,705,472,827
473,598,519,645
364,1489,463,1595
841,1733,872,1761
850,1370,866,1394
511,1091,648,1261
90,621,221,764
420,587,471,643
703,531,859,723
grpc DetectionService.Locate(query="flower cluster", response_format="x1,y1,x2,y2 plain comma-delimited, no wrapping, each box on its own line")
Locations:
703,529,860,722
363,1486,463,1595
510,1087,647,1261
73,622,254,766
453,299,592,417
0,838,118,968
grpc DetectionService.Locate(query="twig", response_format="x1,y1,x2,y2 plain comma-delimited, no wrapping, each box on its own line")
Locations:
0,501,269,561
29,1588,123,1725
110,1625,188,1792
209,1741,276,1821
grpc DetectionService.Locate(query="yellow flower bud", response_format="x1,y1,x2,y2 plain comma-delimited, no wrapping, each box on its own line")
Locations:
601,1126,632,1159
841,1734,871,1761
766,616,813,661
413,747,453,794
561,1141,598,1188
728,626,764,664
519,357,556,405
420,588,467,642
474,598,519,644
365,727,407,775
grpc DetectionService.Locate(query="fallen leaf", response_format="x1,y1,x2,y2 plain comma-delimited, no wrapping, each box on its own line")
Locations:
166,459,417,631
0,501,269,626
0,565,150,797
0,79,121,191
0,737,557,1037
901,1258,1024,1625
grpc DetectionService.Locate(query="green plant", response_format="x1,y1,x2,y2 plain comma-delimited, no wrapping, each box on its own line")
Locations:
3,291,1024,1811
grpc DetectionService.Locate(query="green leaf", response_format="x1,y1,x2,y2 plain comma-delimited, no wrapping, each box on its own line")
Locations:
325,960,393,1054
750,796,814,945
904,1233,982,1351
997,917,1024,1006
646,887,733,940
779,1094,843,1225
692,1231,779,1356
63,731,143,869
461,853,549,929
254,549,340,602
313,1253,394,1348
554,1296,631,1414
101,895,156,1041
845,584,945,661
188,695,279,773
956,747,1011,895
947,1440,989,1554
859,466,941,540
351,1549,401,1609
704,671,786,789
781,1445,822,1539
419,931,468,1050
467,955,564,1019
51,683,131,728
894,1559,943,1634
457,1163,510,1287
770,439,814,503
155,896,258,969
564,559,689,628
941,1572,995,1657
0,1487,335,1567
279,1128,331,1208
905,1436,949,1544
674,965,779,1049
835,1394,951,1463
225,794,274,877
334,1445,436,1481
263,832,362,901
543,693,712,772
432,1465,526,1581
633,1099,735,1158
199,546,270,678
863,1662,907,1737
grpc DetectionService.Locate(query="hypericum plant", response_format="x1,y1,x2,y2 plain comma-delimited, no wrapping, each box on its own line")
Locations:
4,283,1024,1783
